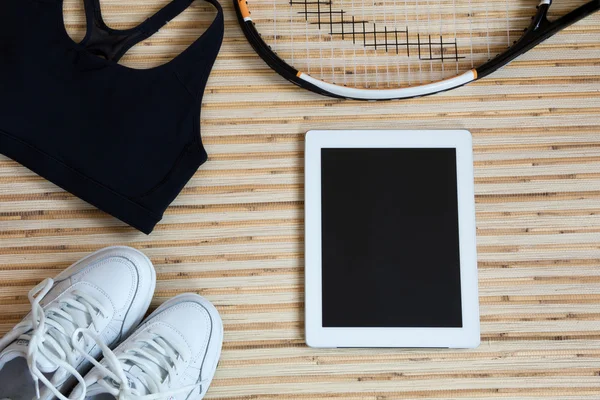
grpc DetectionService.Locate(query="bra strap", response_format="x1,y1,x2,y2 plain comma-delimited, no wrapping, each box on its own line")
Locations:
140,0,198,36
170,0,224,100
80,0,203,62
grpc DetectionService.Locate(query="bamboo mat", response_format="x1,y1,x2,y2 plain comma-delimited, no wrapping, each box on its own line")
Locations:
1,1,600,399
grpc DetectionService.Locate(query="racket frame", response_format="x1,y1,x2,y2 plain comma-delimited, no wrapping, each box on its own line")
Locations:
234,0,600,100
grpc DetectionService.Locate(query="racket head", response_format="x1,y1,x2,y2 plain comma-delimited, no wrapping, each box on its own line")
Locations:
234,0,598,100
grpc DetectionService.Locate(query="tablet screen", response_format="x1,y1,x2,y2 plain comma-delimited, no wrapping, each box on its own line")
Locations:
321,148,463,328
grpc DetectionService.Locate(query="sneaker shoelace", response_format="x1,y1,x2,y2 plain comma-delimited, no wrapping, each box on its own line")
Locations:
17,278,108,400
74,329,208,400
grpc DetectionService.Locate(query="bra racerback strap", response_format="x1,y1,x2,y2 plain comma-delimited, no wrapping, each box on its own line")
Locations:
80,0,213,63
169,0,224,100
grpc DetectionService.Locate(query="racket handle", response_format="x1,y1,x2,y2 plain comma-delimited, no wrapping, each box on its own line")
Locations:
476,0,600,79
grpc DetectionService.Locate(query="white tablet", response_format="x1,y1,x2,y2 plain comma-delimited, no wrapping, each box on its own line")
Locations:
305,130,479,348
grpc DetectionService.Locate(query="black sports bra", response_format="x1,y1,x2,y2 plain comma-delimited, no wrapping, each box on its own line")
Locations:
0,0,224,234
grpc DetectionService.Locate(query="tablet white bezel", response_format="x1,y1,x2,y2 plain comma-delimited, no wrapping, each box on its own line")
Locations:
304,130,479,348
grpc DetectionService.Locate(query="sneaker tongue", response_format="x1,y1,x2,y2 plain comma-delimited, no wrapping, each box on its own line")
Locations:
0,339,57,373
58,304,91,335
121,364,154,395
93,365,153,396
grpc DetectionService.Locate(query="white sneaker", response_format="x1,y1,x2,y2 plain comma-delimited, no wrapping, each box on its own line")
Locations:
69,294,223,400
0,246,156,400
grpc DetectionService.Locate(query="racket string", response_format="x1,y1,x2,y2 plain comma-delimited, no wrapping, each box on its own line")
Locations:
258,0,547,89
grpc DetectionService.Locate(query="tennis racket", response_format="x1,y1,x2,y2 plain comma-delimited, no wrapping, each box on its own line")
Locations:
234,0,599,100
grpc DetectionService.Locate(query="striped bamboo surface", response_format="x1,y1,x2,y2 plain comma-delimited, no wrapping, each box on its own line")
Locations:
1,1,600,399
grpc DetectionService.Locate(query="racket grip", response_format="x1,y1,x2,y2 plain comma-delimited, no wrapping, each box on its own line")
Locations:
477,0,599,79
